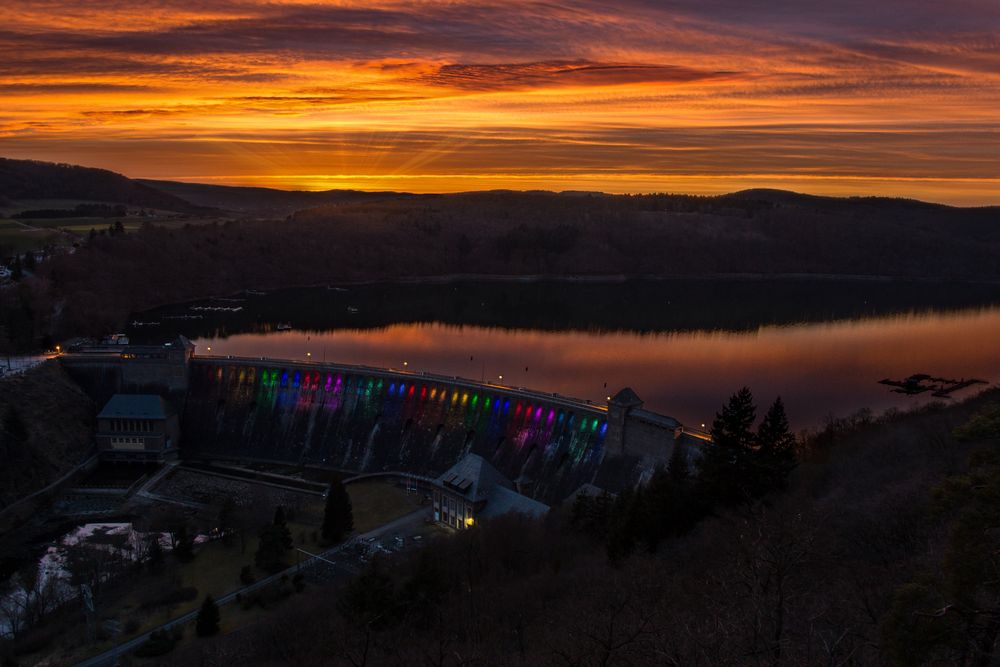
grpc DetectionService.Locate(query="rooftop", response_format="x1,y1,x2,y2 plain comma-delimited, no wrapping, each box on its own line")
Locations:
97,394,172,420
632,409,680,431
479,485,549,520
436,453,512,503
610,387,643,407
436,453,551,519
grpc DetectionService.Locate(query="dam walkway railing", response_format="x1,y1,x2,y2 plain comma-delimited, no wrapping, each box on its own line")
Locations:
192,354,609,416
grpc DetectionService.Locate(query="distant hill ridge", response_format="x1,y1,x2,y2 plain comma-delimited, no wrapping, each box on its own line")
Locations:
135,178,413,216
0,158,203,212
2,157,997,216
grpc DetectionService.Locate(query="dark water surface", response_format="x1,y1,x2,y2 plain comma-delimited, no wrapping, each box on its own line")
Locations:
131,279,1000,430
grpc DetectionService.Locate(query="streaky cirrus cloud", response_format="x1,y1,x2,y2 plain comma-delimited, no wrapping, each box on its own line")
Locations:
1,0,998,203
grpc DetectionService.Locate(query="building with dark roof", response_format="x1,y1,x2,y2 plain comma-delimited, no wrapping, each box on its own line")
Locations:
432,453,549,529
60,336,196,405
95,394,179,461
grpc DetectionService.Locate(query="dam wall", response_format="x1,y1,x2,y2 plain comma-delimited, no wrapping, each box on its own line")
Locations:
182,358,643,504
60,341,692,504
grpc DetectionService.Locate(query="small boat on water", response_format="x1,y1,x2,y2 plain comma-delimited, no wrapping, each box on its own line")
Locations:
130,321,160,327
276,322,293,331
346,306,359,314
326,286,348,292
245,289,267,296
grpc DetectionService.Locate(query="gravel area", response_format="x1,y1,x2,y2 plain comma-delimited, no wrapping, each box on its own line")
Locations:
151,468,323,522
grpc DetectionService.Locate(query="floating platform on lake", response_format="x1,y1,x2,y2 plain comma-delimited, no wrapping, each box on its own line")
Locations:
878,374,987,397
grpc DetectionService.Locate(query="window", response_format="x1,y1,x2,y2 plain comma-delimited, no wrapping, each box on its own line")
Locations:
110,436,145,451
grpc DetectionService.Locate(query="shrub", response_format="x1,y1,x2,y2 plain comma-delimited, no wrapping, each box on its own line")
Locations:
953,403,1000,441
195,596,220,637
133,629,175,657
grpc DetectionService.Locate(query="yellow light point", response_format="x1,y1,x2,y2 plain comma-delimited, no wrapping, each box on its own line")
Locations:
462,393,468,405
465,517,475,527
430,388,437,400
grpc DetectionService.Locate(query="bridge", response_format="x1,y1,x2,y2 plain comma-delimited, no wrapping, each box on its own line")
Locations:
61,343,695,505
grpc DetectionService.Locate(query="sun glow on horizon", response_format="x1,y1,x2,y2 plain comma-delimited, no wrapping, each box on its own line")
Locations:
2,0,999,204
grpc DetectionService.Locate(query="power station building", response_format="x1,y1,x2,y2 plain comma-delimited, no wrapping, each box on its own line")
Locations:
95,394,180,461
431,454,549,529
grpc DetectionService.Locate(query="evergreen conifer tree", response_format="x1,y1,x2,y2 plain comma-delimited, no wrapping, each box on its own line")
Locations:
754,397,798,495
273,506,293,550
195,595,220,637
699,387,758,506
321,479,354,543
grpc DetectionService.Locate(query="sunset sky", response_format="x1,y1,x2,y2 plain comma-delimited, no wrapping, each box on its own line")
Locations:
2,0,999,203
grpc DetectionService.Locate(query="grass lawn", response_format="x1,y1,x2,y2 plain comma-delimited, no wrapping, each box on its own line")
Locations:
347,480,426,533
0,220,62,253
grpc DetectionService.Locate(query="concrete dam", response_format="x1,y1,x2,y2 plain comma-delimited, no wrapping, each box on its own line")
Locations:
62,341,700,505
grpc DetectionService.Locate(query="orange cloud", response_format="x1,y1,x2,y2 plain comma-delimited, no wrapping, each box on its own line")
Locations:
1,0,998,203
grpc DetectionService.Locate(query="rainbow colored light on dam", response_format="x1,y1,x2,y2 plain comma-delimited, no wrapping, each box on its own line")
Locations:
182,361,618,503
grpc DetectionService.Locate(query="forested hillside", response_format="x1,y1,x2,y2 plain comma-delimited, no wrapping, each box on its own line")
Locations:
29,189,1000,340
159,389,1000,666
0,362,94,510
2,158,999,348
0,159,200,213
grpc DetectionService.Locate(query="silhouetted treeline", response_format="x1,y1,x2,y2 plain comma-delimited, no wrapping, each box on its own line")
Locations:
153,389,1000,666
137,178,411,217
20,189,996,341
0,158,202,212
0,181,995,347
12,203,127,219
573,389,796,562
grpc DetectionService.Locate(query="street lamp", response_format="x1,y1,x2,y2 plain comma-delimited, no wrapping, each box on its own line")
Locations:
306,352,311,359
206,346,212,353
403,361,408,368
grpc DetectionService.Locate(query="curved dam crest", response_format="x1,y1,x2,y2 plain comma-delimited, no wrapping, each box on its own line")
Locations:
182,358,635,504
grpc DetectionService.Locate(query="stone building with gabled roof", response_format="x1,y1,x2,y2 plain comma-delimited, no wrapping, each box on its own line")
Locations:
432,453,549,529
96,394,180,461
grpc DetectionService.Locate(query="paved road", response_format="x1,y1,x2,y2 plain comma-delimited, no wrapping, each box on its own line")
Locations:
72,507,430,667
0,353,54,379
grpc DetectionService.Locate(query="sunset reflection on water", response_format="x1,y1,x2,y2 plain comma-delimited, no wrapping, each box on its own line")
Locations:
194,307,1000,431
